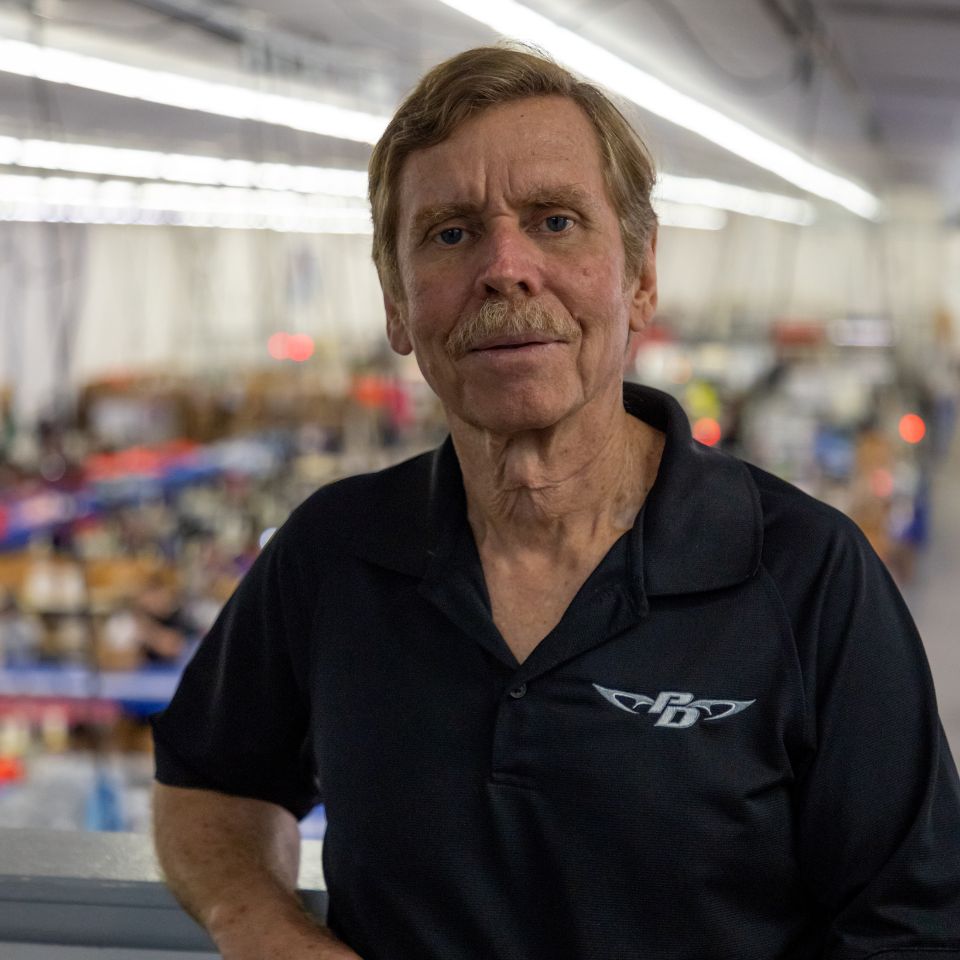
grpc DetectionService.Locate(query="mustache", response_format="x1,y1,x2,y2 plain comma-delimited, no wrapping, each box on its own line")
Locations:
444,299,579,360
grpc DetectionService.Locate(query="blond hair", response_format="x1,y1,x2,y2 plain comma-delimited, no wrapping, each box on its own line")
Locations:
368,44,658,300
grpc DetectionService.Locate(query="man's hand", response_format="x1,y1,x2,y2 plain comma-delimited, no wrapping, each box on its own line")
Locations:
153,784,363,959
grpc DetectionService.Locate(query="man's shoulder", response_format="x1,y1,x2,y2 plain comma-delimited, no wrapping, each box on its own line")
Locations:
745,460,855,532
274,445,440,571
741,460,848,527
742,458,883,588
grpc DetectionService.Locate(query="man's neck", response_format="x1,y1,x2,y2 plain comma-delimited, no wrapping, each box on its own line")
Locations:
449,388,664,557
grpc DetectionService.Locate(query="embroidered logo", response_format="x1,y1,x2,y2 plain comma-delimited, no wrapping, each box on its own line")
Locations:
593,684,755,729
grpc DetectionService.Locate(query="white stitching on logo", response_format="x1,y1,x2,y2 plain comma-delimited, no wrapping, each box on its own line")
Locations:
593,684,755,729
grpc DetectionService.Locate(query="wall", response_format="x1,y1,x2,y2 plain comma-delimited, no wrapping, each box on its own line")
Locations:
655,214,888,337
0,223,385,422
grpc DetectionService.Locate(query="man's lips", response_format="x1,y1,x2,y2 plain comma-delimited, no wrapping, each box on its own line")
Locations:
467,334,564,351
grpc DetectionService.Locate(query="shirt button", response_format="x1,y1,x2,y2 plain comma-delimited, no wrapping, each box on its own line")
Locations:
509,683,527,699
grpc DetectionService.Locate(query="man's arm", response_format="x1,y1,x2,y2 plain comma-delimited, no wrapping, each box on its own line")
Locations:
152,783,361,959
763,491,960,954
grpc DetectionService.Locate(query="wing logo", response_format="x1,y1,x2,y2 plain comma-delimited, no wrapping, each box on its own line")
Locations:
593,684,755,729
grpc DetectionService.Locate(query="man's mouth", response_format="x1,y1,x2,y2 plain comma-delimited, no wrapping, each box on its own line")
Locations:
468,334,562,352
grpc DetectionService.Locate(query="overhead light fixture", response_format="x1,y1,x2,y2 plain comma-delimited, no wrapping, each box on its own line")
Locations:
653,200,727,231
0,37,390,144
0,173,373,233
0,172,738,233
0,135,369,196
0,135,816,228
435,0,882,220
657,175,815,225
0,22,878,219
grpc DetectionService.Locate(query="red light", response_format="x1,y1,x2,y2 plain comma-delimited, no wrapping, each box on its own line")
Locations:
692,417,722,447
268,332,314,362
287,334,315,363
268,333,289,360
899,413,926,444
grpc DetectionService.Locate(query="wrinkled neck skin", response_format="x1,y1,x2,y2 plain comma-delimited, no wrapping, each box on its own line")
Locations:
450,385,664,558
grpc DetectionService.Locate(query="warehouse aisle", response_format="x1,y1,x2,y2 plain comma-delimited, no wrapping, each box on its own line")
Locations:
903,408,960,755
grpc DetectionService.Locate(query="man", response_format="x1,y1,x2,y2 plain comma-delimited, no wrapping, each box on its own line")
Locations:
152,45,960,960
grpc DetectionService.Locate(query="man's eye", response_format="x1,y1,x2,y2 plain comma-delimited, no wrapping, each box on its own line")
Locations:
543,215,572,233
436,227,465,245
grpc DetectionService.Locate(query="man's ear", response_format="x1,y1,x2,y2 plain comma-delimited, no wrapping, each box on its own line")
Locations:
384,292,413,355
628,227,658,334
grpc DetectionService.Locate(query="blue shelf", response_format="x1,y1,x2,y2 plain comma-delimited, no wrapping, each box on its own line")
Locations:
0,667,180,714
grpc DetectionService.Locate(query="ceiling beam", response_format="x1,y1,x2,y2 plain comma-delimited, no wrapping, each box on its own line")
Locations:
758,0,884,145
872,75,960,99
120,0,243,43
828,2,960,24
122,0,402,99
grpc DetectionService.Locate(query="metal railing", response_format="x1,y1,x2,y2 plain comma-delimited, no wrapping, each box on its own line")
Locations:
0,828,327,957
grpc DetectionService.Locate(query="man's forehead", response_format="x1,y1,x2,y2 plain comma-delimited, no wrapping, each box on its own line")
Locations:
395,97,608,222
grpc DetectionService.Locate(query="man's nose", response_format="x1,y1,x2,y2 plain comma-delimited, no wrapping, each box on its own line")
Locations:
474,223,544,298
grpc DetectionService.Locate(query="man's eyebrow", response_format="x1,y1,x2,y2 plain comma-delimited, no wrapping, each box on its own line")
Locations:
522,186,595,211
410,203,480,238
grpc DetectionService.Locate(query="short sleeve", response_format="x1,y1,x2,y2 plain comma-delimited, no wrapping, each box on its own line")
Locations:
792,522,960,958
151,522,321,820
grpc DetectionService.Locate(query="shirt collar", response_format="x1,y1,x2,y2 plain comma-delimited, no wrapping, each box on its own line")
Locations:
624,382,763,595
348,382,763,597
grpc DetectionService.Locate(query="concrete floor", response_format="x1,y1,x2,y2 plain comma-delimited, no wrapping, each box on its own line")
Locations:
903,416,960,756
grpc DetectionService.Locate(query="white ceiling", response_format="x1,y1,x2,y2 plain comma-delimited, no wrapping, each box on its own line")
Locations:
1,0,959,218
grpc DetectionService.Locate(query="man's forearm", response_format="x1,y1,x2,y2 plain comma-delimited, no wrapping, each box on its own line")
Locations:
152,783,359,959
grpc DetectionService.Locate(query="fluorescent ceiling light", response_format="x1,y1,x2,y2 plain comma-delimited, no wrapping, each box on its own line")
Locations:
0,21,877,219
0,135,369,196
653,200,727,232
0,173,373,233
435,0,882,220
657,175,815,226
0,136,815,227
0,37,389,144
0,171,729,233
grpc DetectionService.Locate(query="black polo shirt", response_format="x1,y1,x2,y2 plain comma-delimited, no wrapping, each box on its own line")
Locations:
152,383,960,960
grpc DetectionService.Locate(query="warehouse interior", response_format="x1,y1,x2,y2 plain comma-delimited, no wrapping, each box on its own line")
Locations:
0,0,958,880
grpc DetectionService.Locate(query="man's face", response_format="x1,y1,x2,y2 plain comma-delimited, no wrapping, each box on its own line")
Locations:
384,95,657,435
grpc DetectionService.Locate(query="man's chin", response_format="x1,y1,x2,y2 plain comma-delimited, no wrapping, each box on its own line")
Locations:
452,390,583,437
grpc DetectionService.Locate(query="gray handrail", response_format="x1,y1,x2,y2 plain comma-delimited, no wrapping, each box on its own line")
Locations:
0,828,327,954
